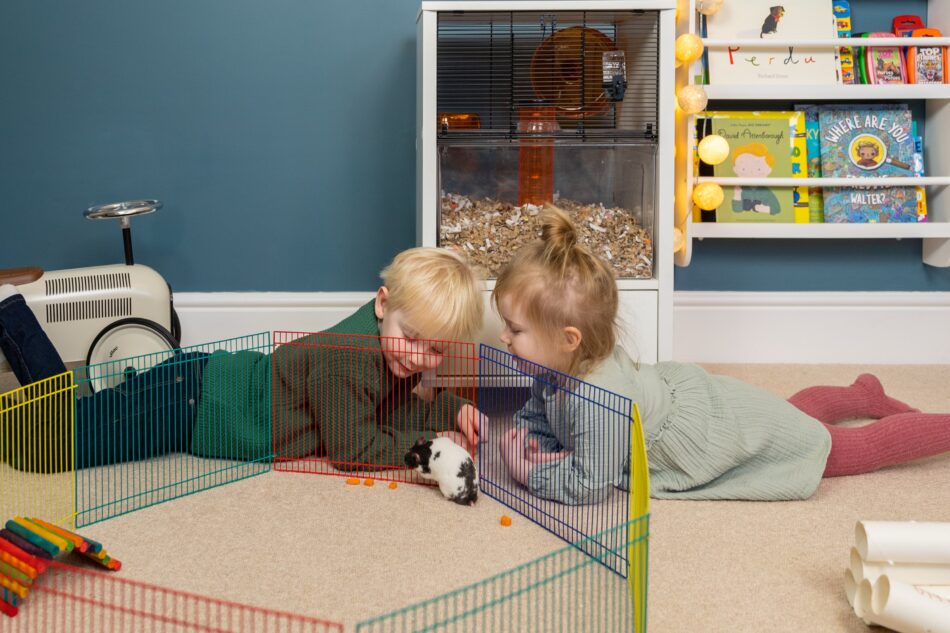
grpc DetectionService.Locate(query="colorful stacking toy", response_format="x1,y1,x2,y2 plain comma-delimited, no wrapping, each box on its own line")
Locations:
0,516,120,618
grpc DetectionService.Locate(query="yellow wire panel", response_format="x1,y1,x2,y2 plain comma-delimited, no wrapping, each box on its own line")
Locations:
628,402,651,633
0,372,76,528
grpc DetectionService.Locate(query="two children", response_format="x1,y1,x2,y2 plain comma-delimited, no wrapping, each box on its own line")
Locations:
0,247,486,472
494,206,950,502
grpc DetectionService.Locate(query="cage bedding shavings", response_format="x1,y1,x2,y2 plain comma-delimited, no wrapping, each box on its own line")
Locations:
440,194,653,278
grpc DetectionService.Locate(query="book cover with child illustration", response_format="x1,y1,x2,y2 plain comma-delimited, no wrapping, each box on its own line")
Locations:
705,0,838,85
697,111,809,223
818,108,927,223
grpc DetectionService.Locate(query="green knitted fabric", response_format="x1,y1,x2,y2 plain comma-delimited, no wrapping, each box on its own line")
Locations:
191,300,469,468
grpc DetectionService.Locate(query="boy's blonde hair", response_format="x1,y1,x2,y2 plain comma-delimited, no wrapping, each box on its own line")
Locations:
733,142,775,166
381,247,484,342
492,206,618,376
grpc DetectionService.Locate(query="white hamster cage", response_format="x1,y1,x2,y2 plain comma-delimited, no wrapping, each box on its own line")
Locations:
417,1,674,363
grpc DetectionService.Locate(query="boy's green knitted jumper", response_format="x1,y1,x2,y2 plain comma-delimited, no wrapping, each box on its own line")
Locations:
190,300,469,469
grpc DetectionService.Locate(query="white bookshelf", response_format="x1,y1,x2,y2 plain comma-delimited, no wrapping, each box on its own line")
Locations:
674,0,950,267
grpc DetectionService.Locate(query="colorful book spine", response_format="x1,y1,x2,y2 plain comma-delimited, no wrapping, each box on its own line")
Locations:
834,1,856,84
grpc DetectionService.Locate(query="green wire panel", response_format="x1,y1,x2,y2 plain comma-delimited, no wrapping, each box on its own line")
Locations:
73,333,272,527
0,372,76,527
355,516,650,633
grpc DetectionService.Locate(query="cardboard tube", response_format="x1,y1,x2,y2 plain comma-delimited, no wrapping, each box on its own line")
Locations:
851,545,950,585
843,568,858,607
872,575,950,633
856,521,950,564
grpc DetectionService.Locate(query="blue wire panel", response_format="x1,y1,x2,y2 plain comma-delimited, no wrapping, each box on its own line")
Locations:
72,333,272,527
477,345,635,578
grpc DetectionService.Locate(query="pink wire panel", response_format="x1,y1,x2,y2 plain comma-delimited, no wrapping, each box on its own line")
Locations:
272,331,477,484
8,560,343,632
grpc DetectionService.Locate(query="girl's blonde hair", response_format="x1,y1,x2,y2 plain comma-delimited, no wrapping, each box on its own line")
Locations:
492,206,618,376
381,247,484,342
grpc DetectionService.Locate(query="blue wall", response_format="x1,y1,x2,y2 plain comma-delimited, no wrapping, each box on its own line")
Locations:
1,0,947,292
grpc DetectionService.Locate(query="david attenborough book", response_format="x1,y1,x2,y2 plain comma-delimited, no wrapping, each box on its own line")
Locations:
705,0,838,85
696,111,809,223
818,108,926,223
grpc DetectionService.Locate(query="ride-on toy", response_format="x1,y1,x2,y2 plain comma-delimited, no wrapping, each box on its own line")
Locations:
0,200,181,391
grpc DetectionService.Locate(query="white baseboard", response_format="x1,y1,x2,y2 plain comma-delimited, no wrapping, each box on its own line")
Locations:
673,292,950,364
174,291,950,365
173,292,375,347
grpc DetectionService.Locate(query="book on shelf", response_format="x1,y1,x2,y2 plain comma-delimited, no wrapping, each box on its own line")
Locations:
696,111,809,223
818,107,927,223
704,0,839,86
796,103,918,223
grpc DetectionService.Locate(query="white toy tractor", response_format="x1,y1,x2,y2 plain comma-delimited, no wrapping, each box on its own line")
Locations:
0,200,180,391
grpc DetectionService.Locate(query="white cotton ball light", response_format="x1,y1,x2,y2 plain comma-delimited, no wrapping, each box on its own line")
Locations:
691,182,724,210
697,134,730,165
675,34,705,64
676,84,708,114
697,0,724,16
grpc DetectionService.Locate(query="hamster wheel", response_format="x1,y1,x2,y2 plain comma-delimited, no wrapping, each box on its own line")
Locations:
529,26,616,120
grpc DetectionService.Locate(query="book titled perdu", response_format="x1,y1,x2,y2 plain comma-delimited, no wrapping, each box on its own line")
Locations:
705,0,838,85
818,109,926,223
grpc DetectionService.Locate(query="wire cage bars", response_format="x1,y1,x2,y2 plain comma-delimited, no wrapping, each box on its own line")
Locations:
477,345,635,578
8,560,344,632
0,373,76,528
271,331,478,485
72,333,273,527
354,516,649,633
436,9,661,140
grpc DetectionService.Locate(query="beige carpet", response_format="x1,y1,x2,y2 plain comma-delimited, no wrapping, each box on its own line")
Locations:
3,364,950,632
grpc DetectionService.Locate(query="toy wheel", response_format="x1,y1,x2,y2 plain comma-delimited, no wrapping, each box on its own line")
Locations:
170,307,182,342
85,318,179,392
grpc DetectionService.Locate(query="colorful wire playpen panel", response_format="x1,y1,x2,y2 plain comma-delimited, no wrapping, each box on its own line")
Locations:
72,333,273,526
0,373,76,527
271,331,477,484
477,345,635,578
9,560,344,632
2,333,650,631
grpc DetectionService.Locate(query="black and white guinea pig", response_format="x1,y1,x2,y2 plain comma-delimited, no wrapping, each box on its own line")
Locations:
404,437,478,505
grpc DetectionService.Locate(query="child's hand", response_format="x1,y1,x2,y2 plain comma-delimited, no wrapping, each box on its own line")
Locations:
456,404,485,449
525,437,572,464
436,431,475,454
499,428,531,486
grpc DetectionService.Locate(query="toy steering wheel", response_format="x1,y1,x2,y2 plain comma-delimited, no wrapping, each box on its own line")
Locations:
84,199,162,221
84,199,162,266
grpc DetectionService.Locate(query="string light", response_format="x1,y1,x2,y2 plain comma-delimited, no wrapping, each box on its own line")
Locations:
691,182,724,210
697,0,724,16
697,134,730,165
676,84,708,114
675,34,705,64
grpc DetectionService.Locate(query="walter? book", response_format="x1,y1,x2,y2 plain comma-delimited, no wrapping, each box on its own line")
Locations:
818,108,926,223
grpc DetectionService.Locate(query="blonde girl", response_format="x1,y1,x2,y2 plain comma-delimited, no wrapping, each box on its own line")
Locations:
493,207,950,504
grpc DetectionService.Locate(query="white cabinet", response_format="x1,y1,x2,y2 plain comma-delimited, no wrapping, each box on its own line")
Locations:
674,0,950,267
417,1,676,362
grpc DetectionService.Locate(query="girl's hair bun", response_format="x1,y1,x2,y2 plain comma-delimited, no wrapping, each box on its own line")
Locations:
540,205,577,270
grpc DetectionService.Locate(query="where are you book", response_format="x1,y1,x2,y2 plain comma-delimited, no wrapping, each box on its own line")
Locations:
705,0,839,85
695,111,809,223
818,108,927,223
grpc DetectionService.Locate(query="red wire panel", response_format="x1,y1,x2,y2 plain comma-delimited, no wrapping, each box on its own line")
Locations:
272,332,477,484
8,560,343,632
